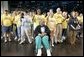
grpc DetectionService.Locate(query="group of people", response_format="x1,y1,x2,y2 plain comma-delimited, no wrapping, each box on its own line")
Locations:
1,7,83,56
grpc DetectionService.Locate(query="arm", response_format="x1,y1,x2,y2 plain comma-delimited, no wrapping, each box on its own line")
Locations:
45,26,50,35
68,18,76,30
34,25,41,37
70,25,76,30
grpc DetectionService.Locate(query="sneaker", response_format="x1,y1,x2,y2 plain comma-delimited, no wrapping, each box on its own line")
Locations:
32,37,34,39
60,40,63,43
47,49,51,56
7,34,9,38
18,38,21,41
14,36,17,40
19,40,25,44
41,45,43,48
8,38,11,42
52,44,54,47
4,39,7,43
57,40,60,43
36,49,42,56
29,41,32,44
55,38,57,44
62,36,66,40
28,39,32,44
1,36,3,39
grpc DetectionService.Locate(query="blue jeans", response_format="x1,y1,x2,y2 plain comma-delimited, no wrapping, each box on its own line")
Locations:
35,35,50,52
2,26,12,33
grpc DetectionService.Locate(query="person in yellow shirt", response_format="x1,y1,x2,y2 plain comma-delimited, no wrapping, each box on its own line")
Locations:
45,12,50,26
47,9,56,47
33,9,42,30
53,8,64,43
1,10,13,42
13,11,21,41
11,11,18,41
62,11,68,41
77,13,83,24
77,13,83,38
41,12,46,25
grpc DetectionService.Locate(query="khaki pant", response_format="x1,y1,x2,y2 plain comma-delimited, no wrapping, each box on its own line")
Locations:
21,27,32,43
55,24,62,42
69,30,77,45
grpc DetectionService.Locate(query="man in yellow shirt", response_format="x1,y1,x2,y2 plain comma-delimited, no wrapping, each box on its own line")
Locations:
13,11,21,41
62,11,68,41
1,10,13,42
53,8,64,43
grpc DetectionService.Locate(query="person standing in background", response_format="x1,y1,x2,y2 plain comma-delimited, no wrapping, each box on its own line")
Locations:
1,10,13,42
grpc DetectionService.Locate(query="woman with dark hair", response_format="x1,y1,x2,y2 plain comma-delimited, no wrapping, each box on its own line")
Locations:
34,19,51,56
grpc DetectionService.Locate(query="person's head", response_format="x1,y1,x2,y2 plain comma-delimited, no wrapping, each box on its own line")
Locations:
4,10,8,15
49,9,53,17
37,9,41,15
21,13,24,18
62,11,68,18
17,11,21,15
71,11,76,18
49,9,53,13
39,19,45,26
75,11,79,17
43,12,46,17
56,8,61,13
29,11,32,16
47,12,50,16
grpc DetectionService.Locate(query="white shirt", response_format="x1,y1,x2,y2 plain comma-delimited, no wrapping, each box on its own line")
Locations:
41,27,45,33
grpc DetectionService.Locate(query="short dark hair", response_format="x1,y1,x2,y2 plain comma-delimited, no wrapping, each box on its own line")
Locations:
5,10,8,12
21,13,24,16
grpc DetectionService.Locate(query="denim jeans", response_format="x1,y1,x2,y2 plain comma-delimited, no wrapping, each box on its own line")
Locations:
35,35,50,52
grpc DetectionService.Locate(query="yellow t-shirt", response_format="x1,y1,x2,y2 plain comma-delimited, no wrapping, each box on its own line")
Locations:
48,17,56,30
1,14,13,26
62,18,68,29
13,15,21,27
34,14,42,26
77,16,83,24
41,14,46,25
53,13,64,24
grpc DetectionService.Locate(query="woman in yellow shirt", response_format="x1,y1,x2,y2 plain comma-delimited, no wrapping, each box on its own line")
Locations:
53,8,64,43
1,10,13,42
47,9,56,47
